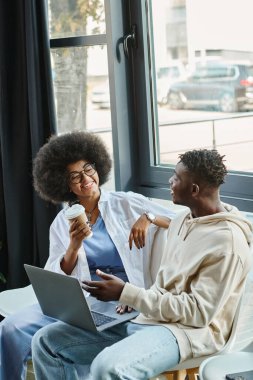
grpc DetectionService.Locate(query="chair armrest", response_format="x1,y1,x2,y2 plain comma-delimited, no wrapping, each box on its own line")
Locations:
0,285,37,317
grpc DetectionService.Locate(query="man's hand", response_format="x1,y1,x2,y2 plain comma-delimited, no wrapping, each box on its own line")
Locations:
128,214,151,250
82,270,125,301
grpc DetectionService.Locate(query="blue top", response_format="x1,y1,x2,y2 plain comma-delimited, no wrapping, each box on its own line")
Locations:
83,215,126,273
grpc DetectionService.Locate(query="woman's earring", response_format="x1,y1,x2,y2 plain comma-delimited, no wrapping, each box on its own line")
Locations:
192,183,199,193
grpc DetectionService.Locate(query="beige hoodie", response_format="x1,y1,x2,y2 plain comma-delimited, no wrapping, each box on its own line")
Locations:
120,204,253,361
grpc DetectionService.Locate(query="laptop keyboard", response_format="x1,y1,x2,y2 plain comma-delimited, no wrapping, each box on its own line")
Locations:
91,311,117,327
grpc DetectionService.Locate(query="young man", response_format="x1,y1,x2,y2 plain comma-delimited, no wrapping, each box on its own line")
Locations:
31,149,252,380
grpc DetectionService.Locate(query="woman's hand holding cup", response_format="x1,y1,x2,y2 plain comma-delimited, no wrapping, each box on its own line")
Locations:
65,205,93,249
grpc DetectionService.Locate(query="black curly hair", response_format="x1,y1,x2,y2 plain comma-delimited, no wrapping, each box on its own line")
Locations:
33,131,112,204
178,149,227,187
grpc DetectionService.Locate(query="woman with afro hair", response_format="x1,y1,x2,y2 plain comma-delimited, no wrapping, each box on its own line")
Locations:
0,131,174,380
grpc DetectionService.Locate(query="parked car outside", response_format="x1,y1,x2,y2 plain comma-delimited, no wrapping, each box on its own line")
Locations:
156,62,186,105
167,61,253,112
91,80,110,109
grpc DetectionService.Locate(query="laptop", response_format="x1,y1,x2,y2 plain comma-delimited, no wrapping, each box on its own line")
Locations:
24,264,139,332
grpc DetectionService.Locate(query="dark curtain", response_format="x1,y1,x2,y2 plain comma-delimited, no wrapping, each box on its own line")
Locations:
0,1,59,289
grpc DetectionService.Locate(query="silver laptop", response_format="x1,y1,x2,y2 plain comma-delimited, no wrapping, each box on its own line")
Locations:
24,264,139,332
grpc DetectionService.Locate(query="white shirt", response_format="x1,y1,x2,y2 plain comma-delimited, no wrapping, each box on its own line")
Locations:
45,189,175,288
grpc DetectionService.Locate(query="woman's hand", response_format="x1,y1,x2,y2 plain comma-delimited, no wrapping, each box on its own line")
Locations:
128,214,151,250
129,214,171,250
116,304,134,314
69,219,91,251
61,219,92,275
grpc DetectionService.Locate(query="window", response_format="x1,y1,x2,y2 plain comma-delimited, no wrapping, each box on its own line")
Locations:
48,0,114,191
47,0,253,212
128,0,253,211
192,66,237,79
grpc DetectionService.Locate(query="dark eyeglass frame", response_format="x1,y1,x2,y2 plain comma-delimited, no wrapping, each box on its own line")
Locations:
68,163,96,184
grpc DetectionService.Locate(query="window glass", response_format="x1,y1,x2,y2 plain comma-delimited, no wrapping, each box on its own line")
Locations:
48,0,114,190
50,45,114,190
191,66,236,79
49,0,106,38
152,0,253,173
50,45,110,131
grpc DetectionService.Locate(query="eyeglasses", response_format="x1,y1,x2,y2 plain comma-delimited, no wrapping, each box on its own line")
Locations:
68,163,96,184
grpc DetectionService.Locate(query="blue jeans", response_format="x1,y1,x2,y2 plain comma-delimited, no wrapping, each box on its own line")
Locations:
0,303,56,380
0,271,129,380
32,321,180,380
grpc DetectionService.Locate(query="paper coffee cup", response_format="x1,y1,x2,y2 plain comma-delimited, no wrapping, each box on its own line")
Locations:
65,204,93,239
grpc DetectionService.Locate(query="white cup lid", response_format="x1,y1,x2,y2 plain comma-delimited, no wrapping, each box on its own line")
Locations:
65,204,85,219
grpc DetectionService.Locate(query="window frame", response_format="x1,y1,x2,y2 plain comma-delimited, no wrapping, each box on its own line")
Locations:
126,0,253,212
49,0,139,192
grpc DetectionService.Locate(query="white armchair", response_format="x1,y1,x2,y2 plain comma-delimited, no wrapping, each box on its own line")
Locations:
199,260,253,380
0,284,38,380
0,284,37,317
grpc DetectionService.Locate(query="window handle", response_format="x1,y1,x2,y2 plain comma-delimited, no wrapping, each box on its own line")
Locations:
123,24,137,59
